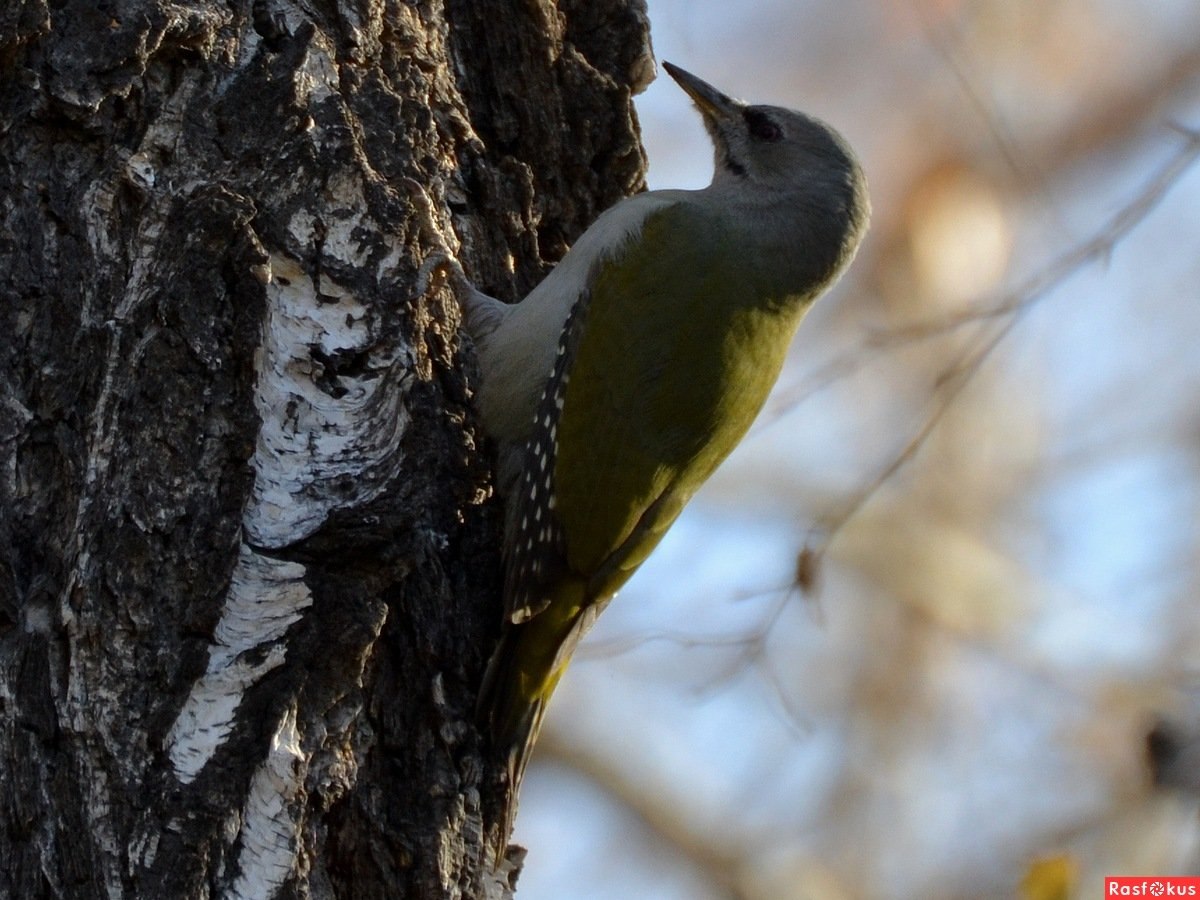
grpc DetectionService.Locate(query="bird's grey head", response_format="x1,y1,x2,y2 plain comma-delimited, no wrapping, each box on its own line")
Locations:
663,61,867,214
662,62,870,286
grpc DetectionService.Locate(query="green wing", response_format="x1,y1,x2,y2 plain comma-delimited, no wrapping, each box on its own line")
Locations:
554,200,804,600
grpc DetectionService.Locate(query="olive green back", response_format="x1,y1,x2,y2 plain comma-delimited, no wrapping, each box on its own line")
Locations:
555,200,814,599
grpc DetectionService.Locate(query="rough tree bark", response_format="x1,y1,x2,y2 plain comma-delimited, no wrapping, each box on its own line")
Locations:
0,0,651,897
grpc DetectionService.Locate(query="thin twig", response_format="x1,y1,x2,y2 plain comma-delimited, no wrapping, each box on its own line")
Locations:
764,124,1200,421
788,127,1200,563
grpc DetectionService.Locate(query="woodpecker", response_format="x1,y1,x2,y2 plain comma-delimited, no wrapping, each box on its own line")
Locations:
455,62,869,847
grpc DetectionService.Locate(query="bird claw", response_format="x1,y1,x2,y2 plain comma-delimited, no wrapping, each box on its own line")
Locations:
402,176,477,303
413,251,470,300
403,177,508,340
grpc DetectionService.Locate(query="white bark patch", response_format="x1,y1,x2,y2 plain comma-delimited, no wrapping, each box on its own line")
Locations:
226,705,306,900
245,253,411,548
296,35,338,110
320,171,372,268
164,203,412,884
166,547,312,782
168,243,410,778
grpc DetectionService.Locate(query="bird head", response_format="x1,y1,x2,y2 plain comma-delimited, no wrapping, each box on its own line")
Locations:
662,61,863,203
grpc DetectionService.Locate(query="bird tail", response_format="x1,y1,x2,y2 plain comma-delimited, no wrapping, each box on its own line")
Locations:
477,629,556,853
477,583,595,859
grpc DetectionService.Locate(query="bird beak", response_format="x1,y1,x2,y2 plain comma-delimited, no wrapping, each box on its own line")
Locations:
662,62,742,125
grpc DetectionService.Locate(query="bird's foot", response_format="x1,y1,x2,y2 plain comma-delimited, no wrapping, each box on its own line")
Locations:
402,177,507,337
412,251,471,302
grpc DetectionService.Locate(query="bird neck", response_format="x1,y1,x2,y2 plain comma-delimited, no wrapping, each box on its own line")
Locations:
701,177,864,307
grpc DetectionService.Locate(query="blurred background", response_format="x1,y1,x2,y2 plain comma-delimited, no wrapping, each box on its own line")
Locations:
515,1,1200,897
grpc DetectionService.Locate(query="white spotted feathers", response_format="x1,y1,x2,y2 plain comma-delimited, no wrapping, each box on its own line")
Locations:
502,294,589,625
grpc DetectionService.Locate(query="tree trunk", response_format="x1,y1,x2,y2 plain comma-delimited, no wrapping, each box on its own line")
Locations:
0,1,650,897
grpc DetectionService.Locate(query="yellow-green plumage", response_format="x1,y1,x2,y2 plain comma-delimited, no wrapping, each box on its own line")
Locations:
559,203,811,589
463,62,870,858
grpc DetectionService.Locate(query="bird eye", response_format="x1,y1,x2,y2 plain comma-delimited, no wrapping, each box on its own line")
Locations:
745,109,783,143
